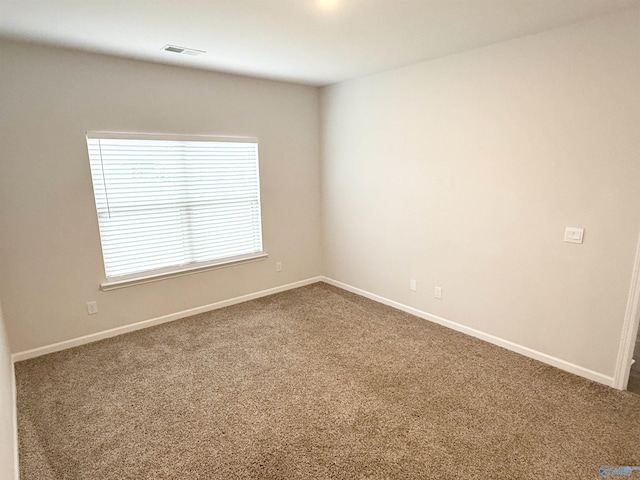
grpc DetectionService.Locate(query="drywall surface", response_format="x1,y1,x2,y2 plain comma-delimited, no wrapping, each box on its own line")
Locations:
0,303,17,480
0,41,321,352
321,9,640,378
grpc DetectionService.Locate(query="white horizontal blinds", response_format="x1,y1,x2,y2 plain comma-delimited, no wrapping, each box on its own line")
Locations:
87,136,263,279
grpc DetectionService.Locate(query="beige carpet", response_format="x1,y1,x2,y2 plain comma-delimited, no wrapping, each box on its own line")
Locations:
15,282,640,479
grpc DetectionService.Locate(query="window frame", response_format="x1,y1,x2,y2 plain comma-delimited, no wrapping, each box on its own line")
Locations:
86,131,268,291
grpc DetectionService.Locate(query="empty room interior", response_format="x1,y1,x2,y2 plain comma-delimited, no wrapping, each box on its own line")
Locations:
1,0,640,478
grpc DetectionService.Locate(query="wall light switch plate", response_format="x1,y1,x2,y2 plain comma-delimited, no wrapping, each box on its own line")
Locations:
409,279,417,291
564,227,584,244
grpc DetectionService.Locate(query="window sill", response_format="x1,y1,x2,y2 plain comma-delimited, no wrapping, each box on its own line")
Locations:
100,253,269,291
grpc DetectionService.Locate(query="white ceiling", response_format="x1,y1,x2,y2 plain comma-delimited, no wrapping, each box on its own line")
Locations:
0,0,638,86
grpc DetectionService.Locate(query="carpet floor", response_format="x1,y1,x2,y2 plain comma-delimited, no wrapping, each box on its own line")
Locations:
15,282,640,479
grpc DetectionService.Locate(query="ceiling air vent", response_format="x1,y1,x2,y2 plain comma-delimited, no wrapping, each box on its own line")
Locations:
162,45,206,56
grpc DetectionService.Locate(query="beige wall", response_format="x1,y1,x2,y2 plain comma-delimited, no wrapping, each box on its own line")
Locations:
0,41,322,352
321,9,640,378
0,302,17,480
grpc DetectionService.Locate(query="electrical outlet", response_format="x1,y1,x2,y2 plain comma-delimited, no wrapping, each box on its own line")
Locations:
276,262,282,272
409,279,417,291
434,287,442,300
86,301,98,315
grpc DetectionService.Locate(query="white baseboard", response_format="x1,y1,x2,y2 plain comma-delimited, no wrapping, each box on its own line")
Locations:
12,277,323,363
321,276,615,388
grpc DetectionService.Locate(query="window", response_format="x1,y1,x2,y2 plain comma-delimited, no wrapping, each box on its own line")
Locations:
86,133,265,289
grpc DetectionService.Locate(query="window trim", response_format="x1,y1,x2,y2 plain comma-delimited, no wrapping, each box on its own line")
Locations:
86,131,267,289
100,252,268,291
87,131,259,144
